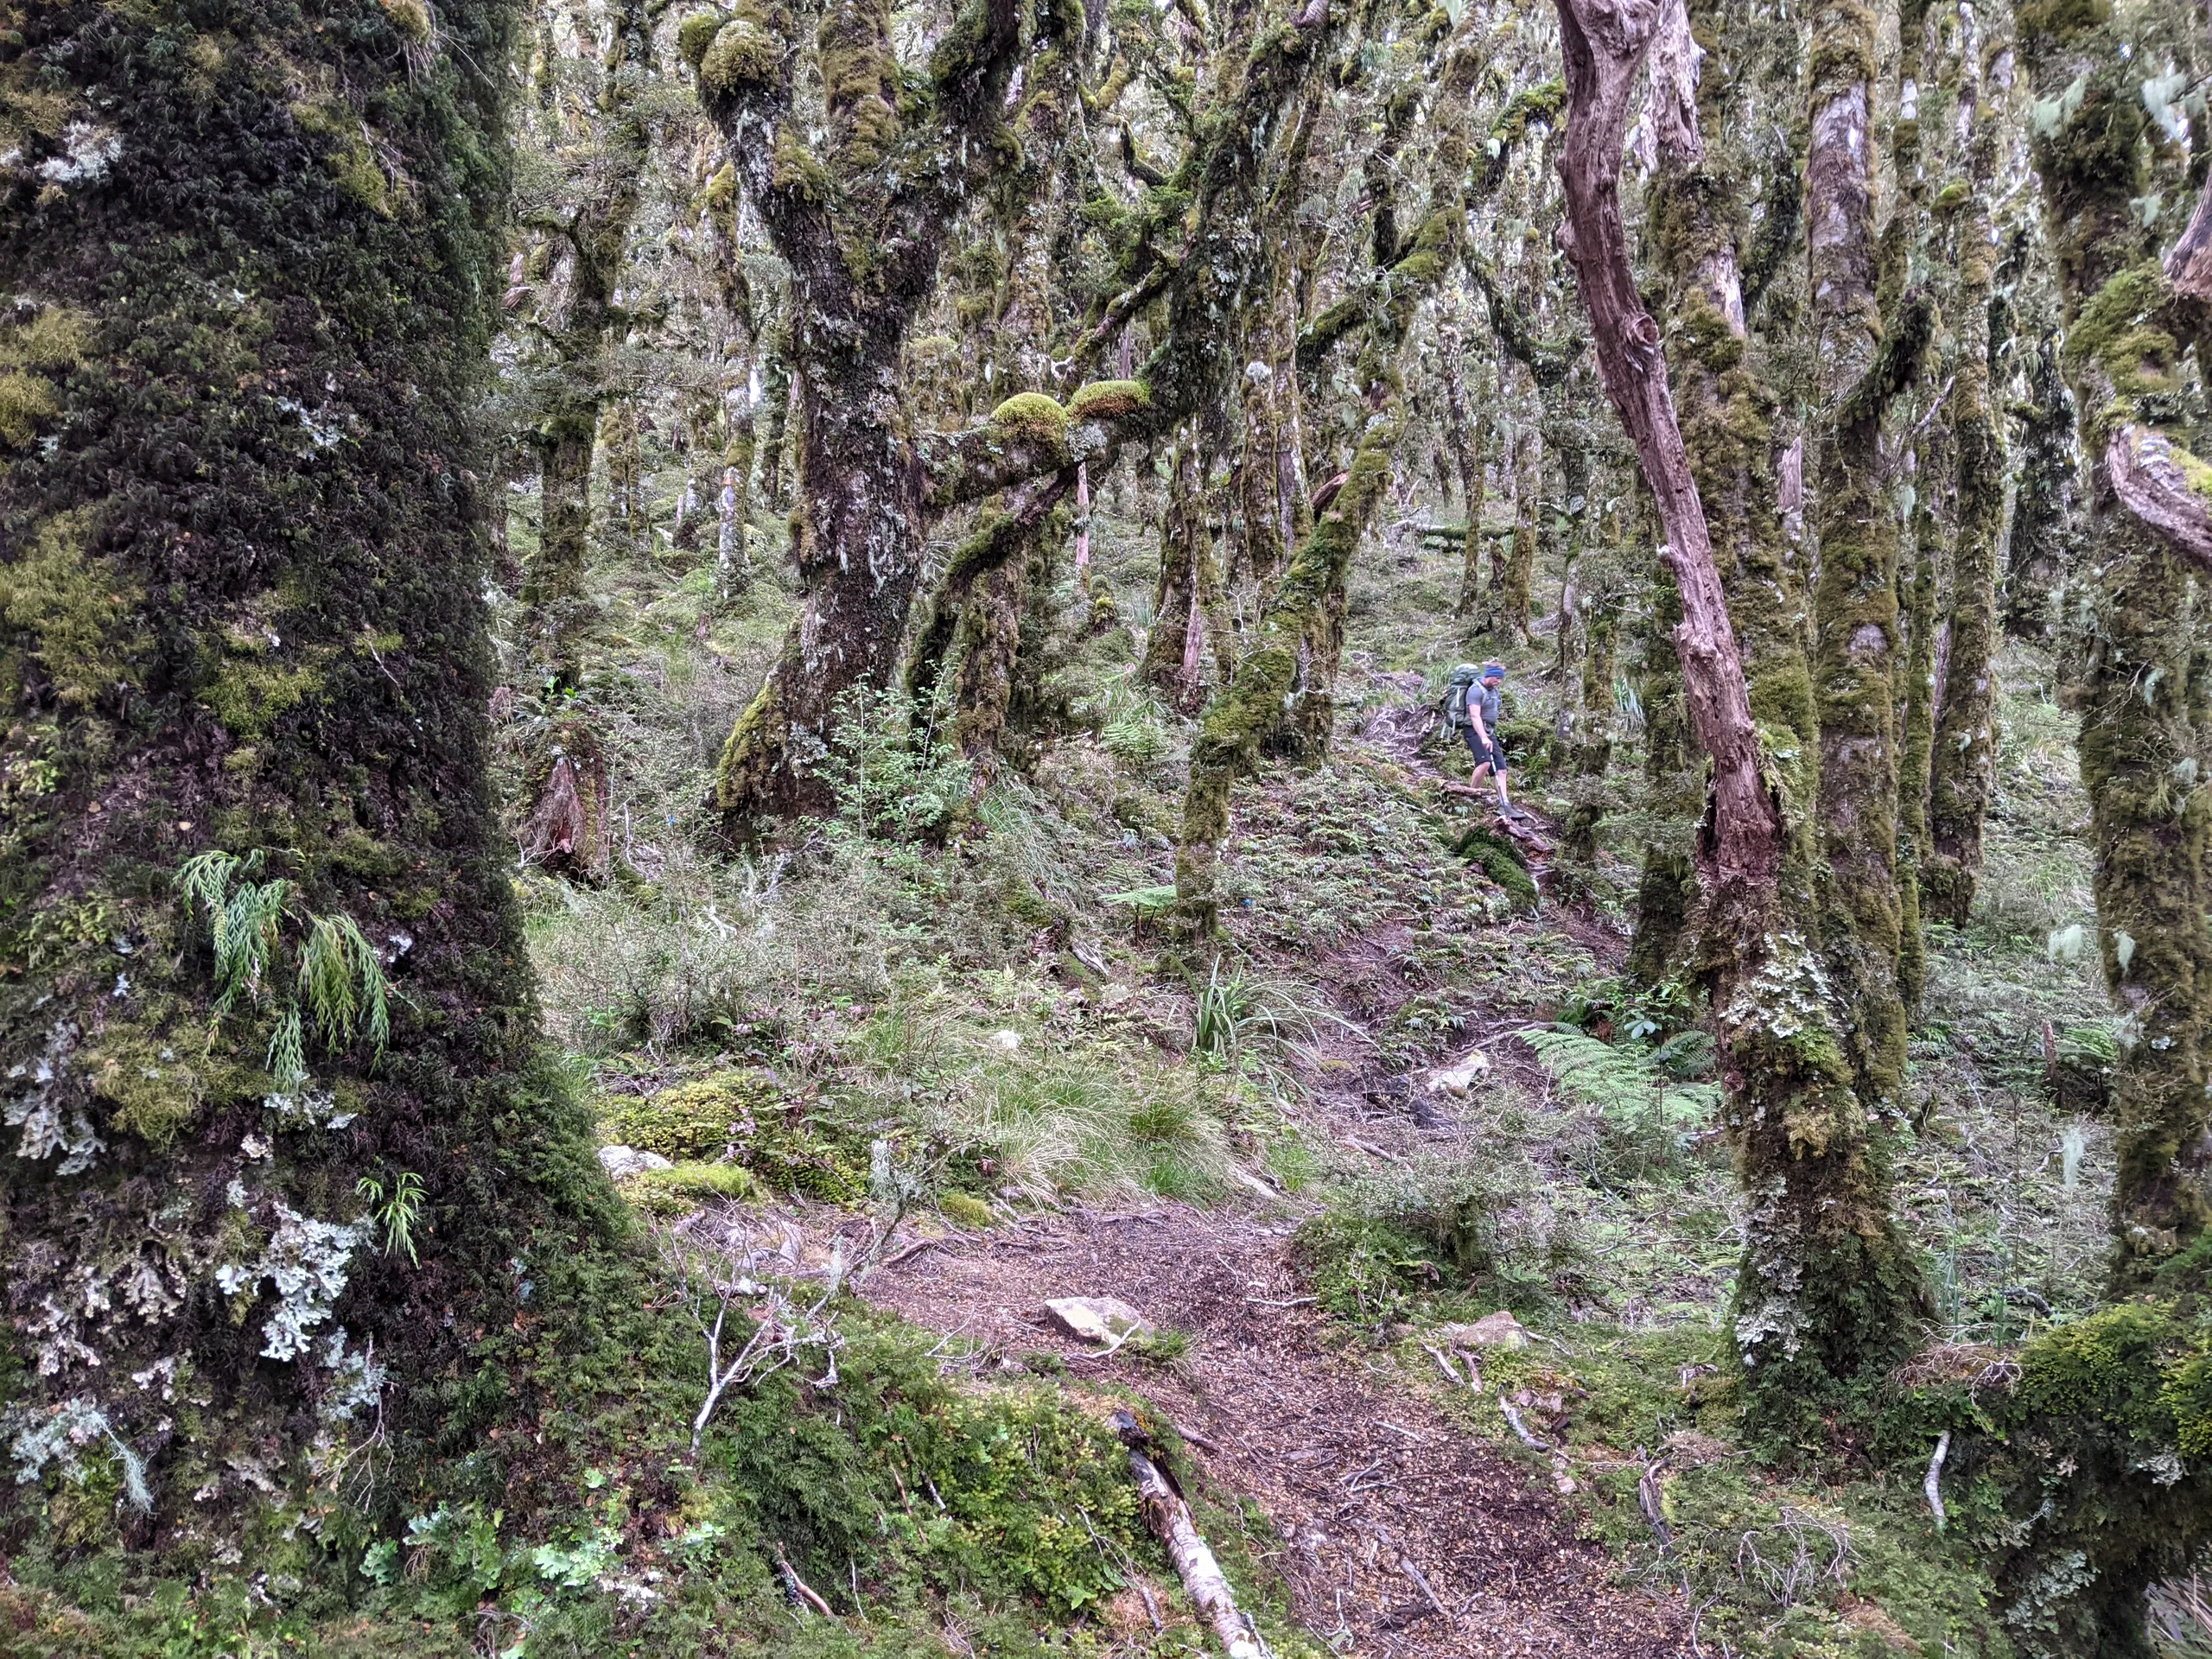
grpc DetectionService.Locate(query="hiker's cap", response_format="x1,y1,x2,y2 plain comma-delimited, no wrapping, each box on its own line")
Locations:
1481,662,1505,679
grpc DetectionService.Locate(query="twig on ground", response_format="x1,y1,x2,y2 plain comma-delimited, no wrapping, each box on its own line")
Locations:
1924,1429,1950,1531
774,1543,836,1618
1498,1395,1549,1451
1402,1559,1452,1629
1420,1343,1464,1386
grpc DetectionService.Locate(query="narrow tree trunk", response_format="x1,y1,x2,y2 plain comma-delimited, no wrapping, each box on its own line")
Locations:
1896,439,1942,1008
1553,0,1923,1414
1496,425,1540,638
1923,20,2009,926
1806,0,1918,1110
1144,438,1205,704
1440,326,1491,617
525,411,600,687
2002,338,2076,637
0,0,605,1523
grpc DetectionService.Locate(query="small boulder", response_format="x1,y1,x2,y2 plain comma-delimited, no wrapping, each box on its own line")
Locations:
1433,1310,1530,1350
1043,1296,1149,1346
599,1144,673,1180
1424,1050,1491,1096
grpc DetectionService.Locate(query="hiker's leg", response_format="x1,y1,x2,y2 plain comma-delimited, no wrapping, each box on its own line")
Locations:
1495,760,1515,811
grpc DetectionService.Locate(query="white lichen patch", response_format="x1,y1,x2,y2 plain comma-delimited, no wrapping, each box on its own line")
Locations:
36,122,122,188
7,1020,105,1173
215,1200,368,1361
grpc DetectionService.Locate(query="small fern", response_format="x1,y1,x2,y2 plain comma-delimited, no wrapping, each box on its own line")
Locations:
175,851,391,1082
1520,1027,1718,1127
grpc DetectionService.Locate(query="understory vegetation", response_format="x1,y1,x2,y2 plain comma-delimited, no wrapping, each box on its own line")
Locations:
10,0,2212,1646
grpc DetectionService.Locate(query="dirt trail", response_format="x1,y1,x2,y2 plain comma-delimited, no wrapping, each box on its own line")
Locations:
866,697,1690,1657
864,1206,1690,1657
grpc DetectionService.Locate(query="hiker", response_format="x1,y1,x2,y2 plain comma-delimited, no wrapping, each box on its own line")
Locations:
1441,661,1521,818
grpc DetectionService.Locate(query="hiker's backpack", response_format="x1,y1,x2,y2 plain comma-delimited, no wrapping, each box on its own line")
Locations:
1440,664,1482,730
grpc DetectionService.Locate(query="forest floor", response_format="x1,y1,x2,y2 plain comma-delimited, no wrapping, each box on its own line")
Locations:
479,495,2123,1656
857,703,1691,1659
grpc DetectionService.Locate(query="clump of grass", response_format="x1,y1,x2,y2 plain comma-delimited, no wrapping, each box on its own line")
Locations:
1294,1153,1580,1330
852,972,1238,1205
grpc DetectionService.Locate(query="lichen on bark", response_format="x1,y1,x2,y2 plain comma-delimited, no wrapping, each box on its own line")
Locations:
0,0,617,1540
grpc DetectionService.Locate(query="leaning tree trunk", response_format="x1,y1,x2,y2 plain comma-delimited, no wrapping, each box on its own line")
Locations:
1552,0,1923,1415
1922,22,2009,926
0,0,608,1532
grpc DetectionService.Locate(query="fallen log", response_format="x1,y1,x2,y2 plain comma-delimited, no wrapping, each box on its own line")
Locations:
1114,1412,1263,1659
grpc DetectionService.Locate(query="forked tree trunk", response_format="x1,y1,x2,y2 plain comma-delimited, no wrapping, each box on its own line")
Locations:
1551,0,1923,1409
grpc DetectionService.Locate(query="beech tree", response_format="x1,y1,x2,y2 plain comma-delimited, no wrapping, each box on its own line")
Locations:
0,0,608,1527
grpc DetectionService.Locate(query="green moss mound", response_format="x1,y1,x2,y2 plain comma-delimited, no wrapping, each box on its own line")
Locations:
987,391,1071,446
1452,824,1539,913
1065,378,1150,422
604,1073,870,1201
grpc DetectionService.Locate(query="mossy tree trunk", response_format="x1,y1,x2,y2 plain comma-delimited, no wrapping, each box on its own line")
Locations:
1555,0,1924,1418
2020,0,2212,1291
1440,323,1491,618
0,0,613,1531
1804,0,1926,1111
1177,13,1484,934
2001,335,2079,638
1922,19,2010,926
518,0,654,688
695,0,1037,825
1896,438,1942,1007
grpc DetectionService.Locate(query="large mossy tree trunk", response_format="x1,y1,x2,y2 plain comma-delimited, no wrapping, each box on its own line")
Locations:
1554,0,1923,1422
0,0,613,1533
2020,0,2212,1292
695,0,1032,826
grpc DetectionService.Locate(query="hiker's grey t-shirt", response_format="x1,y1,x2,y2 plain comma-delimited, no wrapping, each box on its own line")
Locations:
1471,685,1502,734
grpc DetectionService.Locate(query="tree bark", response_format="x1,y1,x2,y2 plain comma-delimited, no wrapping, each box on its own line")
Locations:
1922,15,2009,927
1805,0,1922,1110
0,0,605,1525
1552,0,1923,1408
518,0,653,688
2018,0,2212,1292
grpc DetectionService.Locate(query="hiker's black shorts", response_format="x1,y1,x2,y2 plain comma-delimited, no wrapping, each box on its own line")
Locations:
1461,727,1503,771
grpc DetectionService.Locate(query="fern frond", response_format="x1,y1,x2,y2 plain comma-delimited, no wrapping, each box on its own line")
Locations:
266,1005,307,1089
1520,1027,1716,1126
